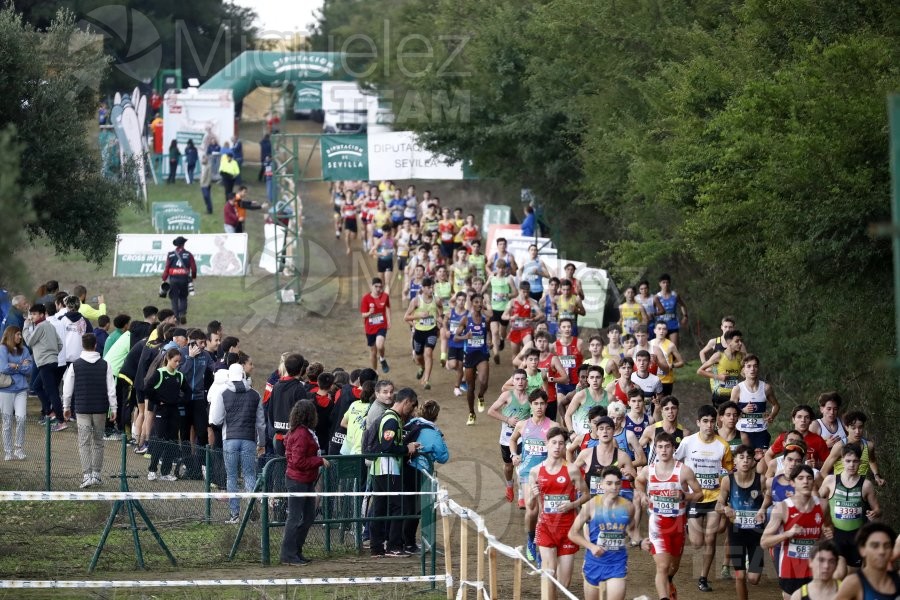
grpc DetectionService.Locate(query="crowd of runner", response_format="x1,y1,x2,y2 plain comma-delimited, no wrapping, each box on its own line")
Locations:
1,179,898,598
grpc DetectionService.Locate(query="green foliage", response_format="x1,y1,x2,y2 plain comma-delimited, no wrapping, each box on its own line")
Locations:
0,7,133,264
0,125,32,287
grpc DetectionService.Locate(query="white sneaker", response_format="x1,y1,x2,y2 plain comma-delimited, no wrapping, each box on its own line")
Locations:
13,449,25,460
453,387,462,397
147,471,158,481
3,454,10,461
91,473,102,485
160,474,177,482
80,475,93,489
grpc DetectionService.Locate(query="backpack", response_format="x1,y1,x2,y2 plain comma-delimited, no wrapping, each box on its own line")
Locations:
362,408,399,454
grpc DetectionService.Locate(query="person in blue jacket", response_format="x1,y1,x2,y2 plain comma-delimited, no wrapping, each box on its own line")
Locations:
0,326,34,460
402,399,450,553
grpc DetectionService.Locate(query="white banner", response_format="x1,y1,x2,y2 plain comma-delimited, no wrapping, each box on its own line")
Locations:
113,233,249,277
367,131,464,180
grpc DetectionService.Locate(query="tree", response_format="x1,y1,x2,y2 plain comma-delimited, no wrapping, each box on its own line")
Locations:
0,7,132,264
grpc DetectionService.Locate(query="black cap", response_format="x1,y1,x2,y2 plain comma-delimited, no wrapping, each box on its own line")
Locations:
172,328,188,337
173,236,188,246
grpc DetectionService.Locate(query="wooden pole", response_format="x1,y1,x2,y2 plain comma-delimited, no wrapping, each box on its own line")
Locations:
488,547,498,600
442,514,453,600
459,518,469,600
513,556,523,600
476,531,485,600
540,569,551,600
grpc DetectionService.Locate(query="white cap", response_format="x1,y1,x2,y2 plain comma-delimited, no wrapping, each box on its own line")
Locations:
227,363,245,382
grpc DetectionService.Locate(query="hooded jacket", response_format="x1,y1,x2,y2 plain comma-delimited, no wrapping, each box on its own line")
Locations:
208,377,264,443
59,311,91,364
179,346,214,402
23,318,62,367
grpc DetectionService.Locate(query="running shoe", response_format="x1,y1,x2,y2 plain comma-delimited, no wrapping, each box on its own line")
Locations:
518,498,525,509
147,471,158,481
453,387,462,397
226,514,240,524
51,422,68,432
13,449,25,460
381,359,390,374
720,564,733,580
103,433,122,441
466,413,476,426
460,382,468,392
669,580,678,600
493,353,500,365
697,577,711,592
477,397,485,413
499,339,505,352
505,486,514,502
285,557,312,566
80,475,94,489
423,381,431,390
416,368,424,380
385,549,408,558
160,474,177,482
525,538,536,562
440,357,447,368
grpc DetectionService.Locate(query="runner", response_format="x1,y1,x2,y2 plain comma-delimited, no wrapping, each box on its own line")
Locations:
652,273,688,348
635,432,704,600
332,182,345,238
540,277,560,337
717,400,743,456
404,277,442,390
699,316,737,363
360,278,391,374
562,263,585,300
731,354,780,451
403,263,425,310
624,387,652,445
631,349,662,422
820,411,884,485
485,259,516,366
766,405,830,469
818,444,880,579
554,318,583,403
619,285,650,336
489,237,518,276
809,392,847,449
396,219,412,278
574,415,636,497
639,396,691,464
487,368,531,504
518,244,551,301
437,207,458,259
369,224,396,293
459,213,479,251
557,279,585,338
443,292,468,398
716,444,767,600
566,405,608,463
509,390,555,561
636,280,658,332
403,185,418,223
568,466,635,600
650,322,684,396
789,541,841,600
341,191,360,256
605,357,635,404
674,405,735,593
608,401,647,494
761,440,806,516
528,426,590,599
565,365,609,438
449,247,471,295
761,464,829,600
534,331,568,422
833,522,900,600
454,293,491,425
697,329,744,409
502,281,540,361
467,239,487,281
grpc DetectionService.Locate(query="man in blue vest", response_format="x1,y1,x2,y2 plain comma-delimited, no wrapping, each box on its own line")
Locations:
62,333,117,488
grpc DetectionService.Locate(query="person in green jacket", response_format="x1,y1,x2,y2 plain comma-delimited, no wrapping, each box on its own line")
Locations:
103,314,131,357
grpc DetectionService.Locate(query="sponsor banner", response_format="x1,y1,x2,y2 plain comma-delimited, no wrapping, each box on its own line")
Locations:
113,233,248,277
367,131,464,180
321,134,368,180
293,82,322,111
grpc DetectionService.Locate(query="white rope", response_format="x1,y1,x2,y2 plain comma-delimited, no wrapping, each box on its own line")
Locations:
0,490,436,501
456,580,491,600
0,576,447,589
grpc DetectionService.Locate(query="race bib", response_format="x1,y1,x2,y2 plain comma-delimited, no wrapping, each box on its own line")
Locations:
543,494,568,514
734,509,759,529
834,502,862,520
513,317,528,330
492,291,506,304
468,334,485,349
368,313,385,325
650,493,679,516
623,317,638,332
697,472,720,490
787,538,814,559
559,355,575,369
418,316,436,328
589,475,604,496
524,439,546,456
597,532,625,550
441,231,453,241
663,312,675,322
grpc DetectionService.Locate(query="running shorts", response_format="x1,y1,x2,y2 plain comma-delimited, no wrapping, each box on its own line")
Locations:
648,513,686,557
464,351,490,370
412,328,439,355
366,328,387,347
583,548,628,585
507,328,533,346
727,528,764,573
535,522,579,556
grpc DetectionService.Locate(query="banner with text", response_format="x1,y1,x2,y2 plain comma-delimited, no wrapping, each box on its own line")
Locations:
320,131,470,181
113,233,249,277
293,82,323,111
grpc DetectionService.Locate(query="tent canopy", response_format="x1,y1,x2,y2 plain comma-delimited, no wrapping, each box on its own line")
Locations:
200,51,352,104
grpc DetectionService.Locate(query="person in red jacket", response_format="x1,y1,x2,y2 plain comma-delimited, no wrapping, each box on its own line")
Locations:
280,400,329,566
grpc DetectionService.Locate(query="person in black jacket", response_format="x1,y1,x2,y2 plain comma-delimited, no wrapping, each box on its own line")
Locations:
61,334,116,488
267,353,308,456
134,323,173,454
146,348,192,481
113,320,152,442
328,368,377,455
177,330,214,479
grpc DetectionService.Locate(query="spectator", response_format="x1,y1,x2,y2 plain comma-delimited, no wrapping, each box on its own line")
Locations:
0,326,33,460
143,306,159,325
200,153,213,214
521,205,536,238
35,280,59,306
231,136,244,181
258,134,272,182
93,315,111,355
224,194,240,234
1,295,27,331
110,320,153,440
100,314,128,358
59,295,92,366
73,285,106,322
214,336,240,368
61,333,116,488
280,400,328,566
167,139,181,184
208,363,265,523
151,113,163,156
149,90,162,118
402,399,449,553
23,303,63,427
177,330,214,479
267,353,308,456
184,140,198,184
146,347,192,481
219,149,240,202
311,372,335,451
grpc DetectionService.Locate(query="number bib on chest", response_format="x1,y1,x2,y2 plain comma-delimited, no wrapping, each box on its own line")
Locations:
734,510,758,529
543,494,568,514
787,538,815,559
368,313,384,325
834,501,862,520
